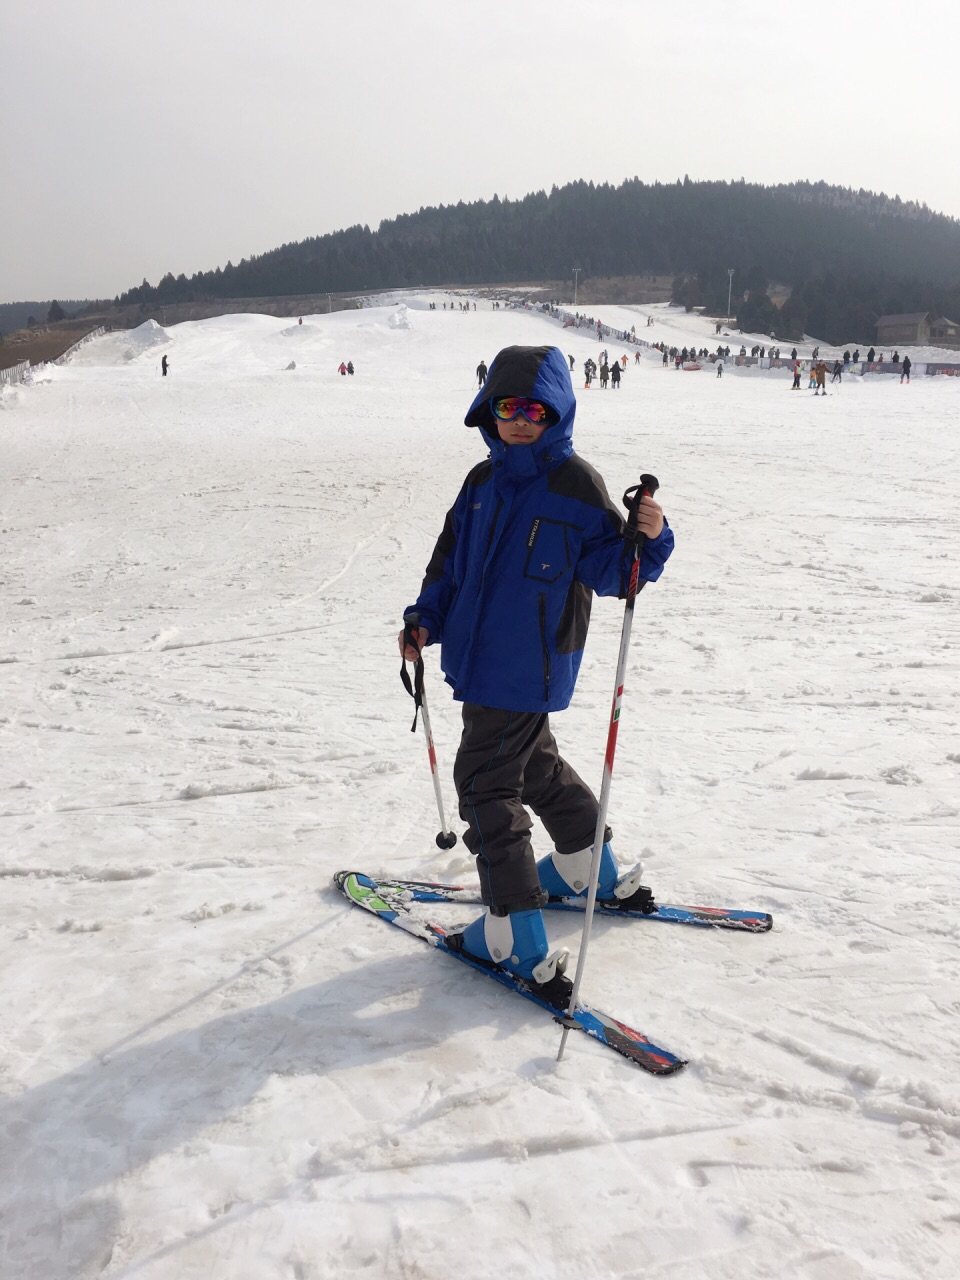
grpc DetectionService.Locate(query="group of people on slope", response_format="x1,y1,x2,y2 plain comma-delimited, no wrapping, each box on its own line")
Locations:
583,349,628,389
338,361,355,376
479,350,635,393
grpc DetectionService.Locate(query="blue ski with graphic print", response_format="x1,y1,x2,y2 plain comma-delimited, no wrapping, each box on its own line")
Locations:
335,871,686,1075
353,873,773,932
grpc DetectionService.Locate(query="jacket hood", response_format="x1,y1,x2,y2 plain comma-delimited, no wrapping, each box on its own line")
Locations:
464,345,576,475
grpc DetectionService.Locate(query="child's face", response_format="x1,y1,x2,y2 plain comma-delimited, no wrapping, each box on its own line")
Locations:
497,416,548,446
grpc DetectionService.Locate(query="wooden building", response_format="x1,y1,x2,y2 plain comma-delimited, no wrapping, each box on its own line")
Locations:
875,313,960,349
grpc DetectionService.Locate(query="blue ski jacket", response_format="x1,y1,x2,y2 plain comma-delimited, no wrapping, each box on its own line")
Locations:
406,345,674,713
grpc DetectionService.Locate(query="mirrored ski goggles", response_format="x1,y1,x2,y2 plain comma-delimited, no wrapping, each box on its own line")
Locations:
490,396,553,425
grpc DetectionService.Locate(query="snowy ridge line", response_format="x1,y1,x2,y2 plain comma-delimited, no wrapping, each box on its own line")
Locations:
0,619,340,668
0,779,293,821
782,1004,929,1060
0,864,157,881
313,1116,738,1178
697,1016,960,1136
0,854,265,880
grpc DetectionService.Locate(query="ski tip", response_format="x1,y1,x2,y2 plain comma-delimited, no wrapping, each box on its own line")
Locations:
334,870,376,893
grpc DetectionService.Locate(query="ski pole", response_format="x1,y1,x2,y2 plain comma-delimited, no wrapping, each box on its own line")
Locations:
557,473,658,1062
400,618,458,850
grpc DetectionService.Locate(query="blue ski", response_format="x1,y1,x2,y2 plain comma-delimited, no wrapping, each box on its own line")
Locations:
350,875,773,933
334,871,686,1076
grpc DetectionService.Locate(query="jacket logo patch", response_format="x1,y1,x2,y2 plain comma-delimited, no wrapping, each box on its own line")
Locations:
541,563,550,571
527,518,540,548
471,502,482,510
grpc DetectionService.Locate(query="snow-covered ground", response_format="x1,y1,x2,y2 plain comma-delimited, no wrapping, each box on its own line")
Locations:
2,297,959,1279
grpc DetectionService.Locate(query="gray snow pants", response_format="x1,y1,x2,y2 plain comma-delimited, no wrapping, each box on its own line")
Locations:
453,703,611,915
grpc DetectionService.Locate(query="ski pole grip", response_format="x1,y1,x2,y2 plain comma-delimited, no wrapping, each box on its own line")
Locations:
622,474,659,536
402,619,423,658
400,615,425,732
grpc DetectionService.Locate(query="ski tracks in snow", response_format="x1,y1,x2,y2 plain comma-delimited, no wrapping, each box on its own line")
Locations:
2,306,960,1279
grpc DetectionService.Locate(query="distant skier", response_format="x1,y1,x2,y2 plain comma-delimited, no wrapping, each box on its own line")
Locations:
792,360,802,389
477,360,488,386
347,361,355,376
900,356,912,384
831,360,842,383
716,359,723,378
867,347,876,365
338,362,348,375
610,361,621,388
814,362,827,395
161,355,169,377
568,354,575,371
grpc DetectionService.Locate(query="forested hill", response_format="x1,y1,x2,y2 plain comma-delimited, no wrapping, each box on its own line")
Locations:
117,178,960,342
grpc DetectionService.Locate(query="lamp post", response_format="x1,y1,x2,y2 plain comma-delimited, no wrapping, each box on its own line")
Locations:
573,267,581,308
726,269,734,323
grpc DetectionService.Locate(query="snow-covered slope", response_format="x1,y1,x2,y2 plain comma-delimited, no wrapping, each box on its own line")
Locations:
2,297,959,1279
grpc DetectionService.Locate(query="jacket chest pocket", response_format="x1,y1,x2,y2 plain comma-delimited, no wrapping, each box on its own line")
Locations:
523,518,575,584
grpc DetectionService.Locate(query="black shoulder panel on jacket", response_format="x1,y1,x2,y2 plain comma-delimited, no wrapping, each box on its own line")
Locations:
465,459,494,488
547,457,623,528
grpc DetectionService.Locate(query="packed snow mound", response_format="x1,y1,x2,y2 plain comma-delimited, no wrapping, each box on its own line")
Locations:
128,319,170,351
279,323,321,338
23,363,58,385
388,304,412,330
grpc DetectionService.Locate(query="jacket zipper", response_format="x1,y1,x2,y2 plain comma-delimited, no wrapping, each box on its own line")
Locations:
482,498,503,563
538,593,552,702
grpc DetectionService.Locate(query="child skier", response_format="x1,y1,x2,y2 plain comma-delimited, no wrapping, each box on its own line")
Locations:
397,345,674,1002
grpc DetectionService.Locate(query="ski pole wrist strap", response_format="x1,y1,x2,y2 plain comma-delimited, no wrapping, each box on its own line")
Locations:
400,622,424,732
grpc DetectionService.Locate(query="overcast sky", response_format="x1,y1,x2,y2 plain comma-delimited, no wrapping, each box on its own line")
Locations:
3,0,959,304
